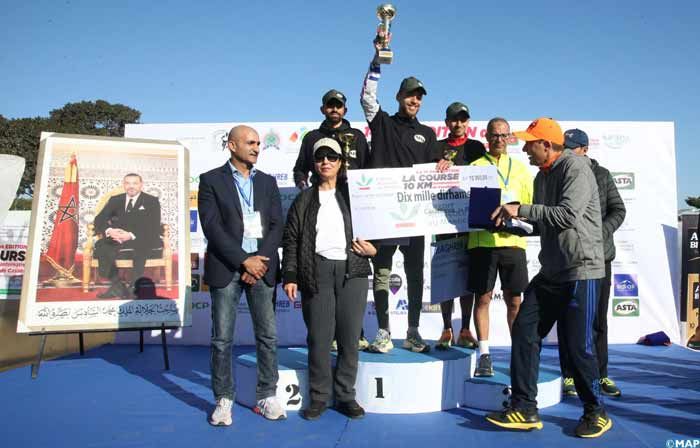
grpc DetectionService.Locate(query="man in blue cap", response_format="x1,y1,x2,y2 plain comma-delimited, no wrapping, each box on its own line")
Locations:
559,128,626,398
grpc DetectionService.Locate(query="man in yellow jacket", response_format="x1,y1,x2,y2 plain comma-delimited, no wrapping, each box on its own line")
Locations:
469,117,533,377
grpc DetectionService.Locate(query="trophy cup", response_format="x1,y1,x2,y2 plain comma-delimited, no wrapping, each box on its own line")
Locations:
337,132,356,169
375,3,396,64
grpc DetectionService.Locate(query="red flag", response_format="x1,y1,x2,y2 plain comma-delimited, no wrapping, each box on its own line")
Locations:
45,154,79,278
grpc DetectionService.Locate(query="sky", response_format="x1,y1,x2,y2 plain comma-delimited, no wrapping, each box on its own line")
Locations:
1,0,698,209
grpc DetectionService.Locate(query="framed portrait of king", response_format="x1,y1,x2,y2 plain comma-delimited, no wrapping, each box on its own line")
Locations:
17,133,191,333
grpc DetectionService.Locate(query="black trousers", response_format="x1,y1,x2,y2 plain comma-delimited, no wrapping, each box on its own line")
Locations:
559,262,612,378
302,256,368,402
94,238,147,286
511,274,604,414
371,236,424,329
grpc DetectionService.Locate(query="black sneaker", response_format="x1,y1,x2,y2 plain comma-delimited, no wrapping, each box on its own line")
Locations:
575,410,613,438
335,400,365,419
474,354,494,377
562,377,577,397
485,407,543,431
301,400,327,421
599,377,621,397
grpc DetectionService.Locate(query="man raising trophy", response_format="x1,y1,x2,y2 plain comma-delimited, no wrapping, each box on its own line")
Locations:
360,5,438,354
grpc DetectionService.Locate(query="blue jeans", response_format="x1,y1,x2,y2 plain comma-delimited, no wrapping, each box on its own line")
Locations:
210,272,279,402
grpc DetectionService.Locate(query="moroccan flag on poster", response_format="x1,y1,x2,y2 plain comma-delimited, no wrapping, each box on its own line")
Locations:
45,154,79,277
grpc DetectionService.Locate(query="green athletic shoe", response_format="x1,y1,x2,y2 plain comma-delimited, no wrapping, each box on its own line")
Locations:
402,330,430,353
368,329,394,354
599,377,621,397
562,377,577,397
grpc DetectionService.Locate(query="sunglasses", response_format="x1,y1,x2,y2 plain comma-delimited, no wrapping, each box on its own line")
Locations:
314,152,341,163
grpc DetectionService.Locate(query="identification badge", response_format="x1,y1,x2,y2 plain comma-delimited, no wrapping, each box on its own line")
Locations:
502,191,518,204
243,212,263,238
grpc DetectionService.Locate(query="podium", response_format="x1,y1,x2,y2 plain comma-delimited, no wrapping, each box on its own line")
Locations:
235,342,561,414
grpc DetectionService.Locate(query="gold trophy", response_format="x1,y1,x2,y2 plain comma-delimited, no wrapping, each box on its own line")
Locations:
337,132,356,169
375,3,396,64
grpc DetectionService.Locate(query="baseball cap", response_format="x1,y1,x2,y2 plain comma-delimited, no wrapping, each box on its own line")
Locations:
313,137,342,156
322,89,347,106
564,128,589,149
445,102,470,120
398,77,427,96
513,117,564,145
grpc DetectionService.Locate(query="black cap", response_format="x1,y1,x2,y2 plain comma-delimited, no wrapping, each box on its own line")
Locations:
445,102,470,120
322,89,347,106
397,77,427,96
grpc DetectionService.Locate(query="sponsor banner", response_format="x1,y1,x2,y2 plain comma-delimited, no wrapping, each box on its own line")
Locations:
680,214,700,340
348,165,498,240
0,211,30,300
613,273,639,297
125,120,679,345
613,299,640,317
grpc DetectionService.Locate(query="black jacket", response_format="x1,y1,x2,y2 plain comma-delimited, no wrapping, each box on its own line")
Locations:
368,110,437,168
198,163,284,288
282,183,372,294
590,159,626,262
292,119,369,186
432,138,486,165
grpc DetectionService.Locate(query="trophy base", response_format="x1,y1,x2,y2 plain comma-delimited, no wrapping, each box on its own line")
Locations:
377,49,393,64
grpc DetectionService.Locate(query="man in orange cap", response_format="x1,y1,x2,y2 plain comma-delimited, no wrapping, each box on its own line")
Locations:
485,118,612,438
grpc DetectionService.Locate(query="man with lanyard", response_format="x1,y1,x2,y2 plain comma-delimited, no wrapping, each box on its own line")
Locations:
559,128,626,398
293,89,370,190
469,117,532,376
198,125,286,425
433,102,485,349
360,29,437,353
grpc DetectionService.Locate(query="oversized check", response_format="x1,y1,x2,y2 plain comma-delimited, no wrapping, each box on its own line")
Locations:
347,164,498,239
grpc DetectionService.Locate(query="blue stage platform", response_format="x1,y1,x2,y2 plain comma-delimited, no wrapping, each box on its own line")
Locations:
1,343,698,447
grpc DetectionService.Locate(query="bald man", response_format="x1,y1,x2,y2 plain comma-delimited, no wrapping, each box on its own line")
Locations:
198,125,286,425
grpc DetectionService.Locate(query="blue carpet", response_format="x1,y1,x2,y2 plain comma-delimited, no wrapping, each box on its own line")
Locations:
1,344,698,448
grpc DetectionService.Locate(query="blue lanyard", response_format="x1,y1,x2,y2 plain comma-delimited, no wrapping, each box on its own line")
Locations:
485,154,512,188
234,177,254,210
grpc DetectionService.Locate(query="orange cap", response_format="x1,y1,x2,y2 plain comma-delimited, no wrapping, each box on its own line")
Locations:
513,117,564,145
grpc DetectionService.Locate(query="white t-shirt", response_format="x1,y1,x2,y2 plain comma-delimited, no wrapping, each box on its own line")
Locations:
315,189,348,260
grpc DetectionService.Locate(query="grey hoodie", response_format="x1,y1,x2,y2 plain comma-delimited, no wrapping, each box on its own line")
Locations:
518,149,605,282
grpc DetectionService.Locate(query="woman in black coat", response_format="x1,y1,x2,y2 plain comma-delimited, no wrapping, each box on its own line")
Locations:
282,138,376,421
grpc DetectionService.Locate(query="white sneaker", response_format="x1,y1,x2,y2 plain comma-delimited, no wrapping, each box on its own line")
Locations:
209,397,233,426
368,328,394,354
255,396,287,420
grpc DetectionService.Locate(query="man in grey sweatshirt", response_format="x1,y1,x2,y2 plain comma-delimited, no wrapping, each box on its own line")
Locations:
484,118,612,439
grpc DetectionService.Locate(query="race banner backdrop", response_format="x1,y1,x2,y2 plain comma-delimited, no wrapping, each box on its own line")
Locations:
123,120,679,347
0,211,30,299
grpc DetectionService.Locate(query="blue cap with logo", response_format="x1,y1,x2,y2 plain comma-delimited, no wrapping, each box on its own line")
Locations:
564,128,589,149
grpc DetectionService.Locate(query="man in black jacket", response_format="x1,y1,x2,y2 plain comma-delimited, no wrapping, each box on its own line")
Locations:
559,128,626,398
292,89,369,189
360,31,437,353
93,173,162,299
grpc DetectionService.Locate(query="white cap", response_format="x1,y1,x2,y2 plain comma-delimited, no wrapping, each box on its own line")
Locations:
312,137,342,156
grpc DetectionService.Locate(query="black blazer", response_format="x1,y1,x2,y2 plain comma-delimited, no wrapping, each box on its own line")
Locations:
94,191,162,251
198,162,283,288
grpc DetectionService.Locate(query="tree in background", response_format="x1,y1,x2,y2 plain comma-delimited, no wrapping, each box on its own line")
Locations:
0,100,140,204
686,197,700,209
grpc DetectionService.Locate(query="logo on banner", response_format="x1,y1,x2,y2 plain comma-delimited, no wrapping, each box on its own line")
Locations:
395,298,408,311
390,203,420,228
356,174,373,190
612,299,639,317
602,134,630,149
611,172,635,190
262,130,281,150
389,274,402,294
289,127,309,143
212,129,229,151
689,231,699,252
271,173,289,182
191,274,200,292
693,282,699,309
190,210,198,232
614,274,638,297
